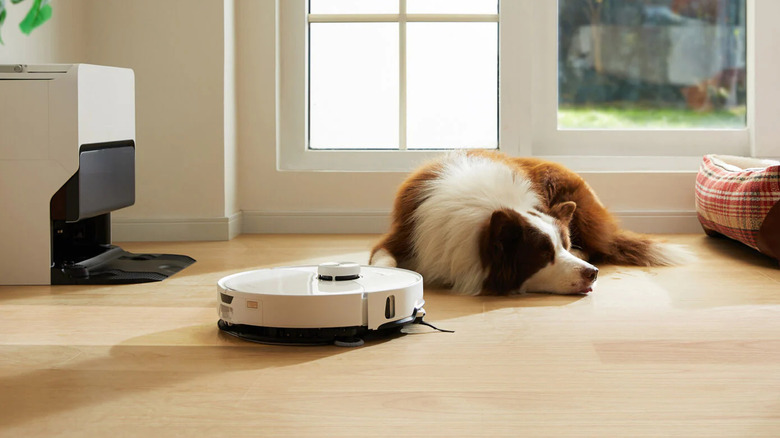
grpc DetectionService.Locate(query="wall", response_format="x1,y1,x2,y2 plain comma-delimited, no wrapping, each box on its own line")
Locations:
85,0,231,238
224,0,239,231
236,0,410,234
2,0,239,240
235,0,700,235
1,0,703,242
0,0,87,62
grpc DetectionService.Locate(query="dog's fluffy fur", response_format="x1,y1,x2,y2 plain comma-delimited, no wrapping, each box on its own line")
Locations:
370,150,691,295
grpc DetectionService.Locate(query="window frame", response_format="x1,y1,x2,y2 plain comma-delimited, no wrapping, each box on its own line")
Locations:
279,0,515,171
278,0,780,173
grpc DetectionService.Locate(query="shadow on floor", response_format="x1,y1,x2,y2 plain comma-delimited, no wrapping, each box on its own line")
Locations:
419,287,587,323
700,234,779,269
0,322,398,430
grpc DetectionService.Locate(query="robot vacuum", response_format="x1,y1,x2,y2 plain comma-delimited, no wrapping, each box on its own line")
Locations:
217,262,427,346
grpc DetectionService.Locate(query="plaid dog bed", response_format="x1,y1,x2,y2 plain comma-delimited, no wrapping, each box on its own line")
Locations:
695,155,780,260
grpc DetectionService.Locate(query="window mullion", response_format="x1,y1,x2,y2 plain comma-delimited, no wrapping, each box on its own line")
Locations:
307,14,498,23
307,14,400,23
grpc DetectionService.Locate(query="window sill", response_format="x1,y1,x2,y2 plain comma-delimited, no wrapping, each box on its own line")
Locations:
540,155,703,174
277,148,704,174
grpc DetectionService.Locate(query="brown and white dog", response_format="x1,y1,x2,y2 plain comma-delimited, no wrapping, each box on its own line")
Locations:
370,150,690,295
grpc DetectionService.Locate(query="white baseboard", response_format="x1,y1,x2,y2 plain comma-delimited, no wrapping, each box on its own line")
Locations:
614,210,702,234
241,210,702,235
112,212,243,242
241,210,390,234
228,212,243,240
112,210,702,241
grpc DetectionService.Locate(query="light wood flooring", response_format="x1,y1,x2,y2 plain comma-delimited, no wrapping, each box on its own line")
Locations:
1,234,779,437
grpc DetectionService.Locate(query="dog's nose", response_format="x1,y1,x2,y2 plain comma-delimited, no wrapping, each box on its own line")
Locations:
583,267,598,282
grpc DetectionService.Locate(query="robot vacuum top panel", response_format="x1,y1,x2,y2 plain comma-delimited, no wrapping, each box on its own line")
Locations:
219,263,422,296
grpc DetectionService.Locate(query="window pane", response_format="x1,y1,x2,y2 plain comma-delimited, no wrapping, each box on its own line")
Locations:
310,0,398,14
407,23,498,149
309,23,399,149
407,0,497,14
558,0,747,129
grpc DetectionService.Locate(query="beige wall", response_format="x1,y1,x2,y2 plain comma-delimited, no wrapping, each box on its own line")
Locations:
1,0,699,239
0,0,87,63
236,0,408,216
85,0,229,220
1,0,235,224
234,1,695,218
224,0,239,218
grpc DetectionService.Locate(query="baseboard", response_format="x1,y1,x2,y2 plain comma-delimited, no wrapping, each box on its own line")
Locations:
228,212,243,240
241,210,390,234
614,210,702,234
241,210,702,235
112,212,243,242
112,210,702,241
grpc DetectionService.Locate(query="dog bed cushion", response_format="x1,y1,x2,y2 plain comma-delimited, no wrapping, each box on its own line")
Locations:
695,154,780,262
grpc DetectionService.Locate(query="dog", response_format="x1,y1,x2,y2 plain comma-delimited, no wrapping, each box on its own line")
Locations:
369,150,690,295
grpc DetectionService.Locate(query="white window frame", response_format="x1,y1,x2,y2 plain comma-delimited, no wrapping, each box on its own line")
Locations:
278,0,780,173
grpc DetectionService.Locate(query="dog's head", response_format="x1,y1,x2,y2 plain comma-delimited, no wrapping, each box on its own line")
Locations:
479,202,598,295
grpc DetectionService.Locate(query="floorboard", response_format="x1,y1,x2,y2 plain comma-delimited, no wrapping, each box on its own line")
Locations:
1,234,778,437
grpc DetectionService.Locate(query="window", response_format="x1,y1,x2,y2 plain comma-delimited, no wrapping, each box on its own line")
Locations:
533,0,749,166
559,0,746,130
279,0,780,172
308,0,498,150
280,0,506,170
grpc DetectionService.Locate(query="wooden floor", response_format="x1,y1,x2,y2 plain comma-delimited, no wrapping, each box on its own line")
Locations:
1,234,779,437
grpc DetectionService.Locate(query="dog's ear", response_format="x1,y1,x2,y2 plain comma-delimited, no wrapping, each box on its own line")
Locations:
480,209,524,265
549,201,576,224
489,209,524,243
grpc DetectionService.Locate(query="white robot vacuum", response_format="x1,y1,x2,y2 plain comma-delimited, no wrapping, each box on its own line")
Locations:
217,262,432,346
